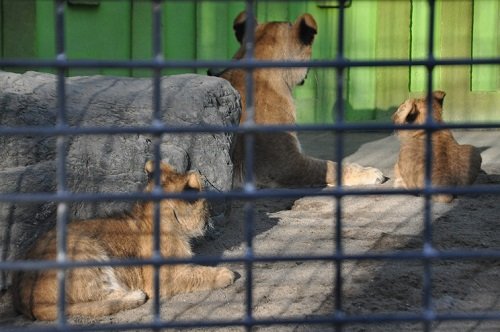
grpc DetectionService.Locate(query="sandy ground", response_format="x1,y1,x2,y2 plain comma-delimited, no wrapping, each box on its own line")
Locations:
1,130,499,331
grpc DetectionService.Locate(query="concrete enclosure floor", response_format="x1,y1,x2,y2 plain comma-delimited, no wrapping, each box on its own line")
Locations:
1,130,499,331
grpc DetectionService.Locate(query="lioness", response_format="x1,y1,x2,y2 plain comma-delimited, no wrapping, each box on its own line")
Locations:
12,161,235,320
392,91,482,203
211,11,386,187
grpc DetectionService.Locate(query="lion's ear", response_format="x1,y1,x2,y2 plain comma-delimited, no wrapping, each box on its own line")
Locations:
186,171,203,191
233,12,247,43
144,160,174,178
233,11,257,44
295,13,317,45
432,90,446,107
405,104,419,123
144,160,155,175
393,99,419,125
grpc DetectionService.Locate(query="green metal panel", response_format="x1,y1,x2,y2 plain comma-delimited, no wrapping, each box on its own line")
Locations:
438,0,500,122
472,0,499,91
196,1,244,64
407,0,500,123
1,0,37,69
67,1,132,76
0,1,2,58
345,0,377,121
164,1,196,75
409,0,442,92
409,0,428,92
196,2,232,62
130,0,150,77
374,0,411,114
0,0,2,58
292,3,338,124
438,0,473,121
292,1,323,124
258,2,290,21
34,1,132,76
1,0,499,122
292,2,327,124
35,1,55,62
131,1,197,76
439,1,472,89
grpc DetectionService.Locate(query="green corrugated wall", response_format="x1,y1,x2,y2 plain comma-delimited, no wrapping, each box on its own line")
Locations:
1,0,499,123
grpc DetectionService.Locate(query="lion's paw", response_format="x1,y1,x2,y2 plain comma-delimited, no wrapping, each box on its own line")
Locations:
344,163,388,186
123,290,148,306
214,268,236,289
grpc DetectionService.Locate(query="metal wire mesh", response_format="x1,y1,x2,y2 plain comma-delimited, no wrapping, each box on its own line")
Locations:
0,0,500,331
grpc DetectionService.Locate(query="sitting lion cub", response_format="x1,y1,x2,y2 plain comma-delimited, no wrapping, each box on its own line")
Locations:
12,161,235,321
211,11,385,187
392,91,482,202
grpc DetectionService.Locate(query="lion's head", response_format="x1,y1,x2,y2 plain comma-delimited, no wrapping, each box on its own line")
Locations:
144,161,208,237
392,90,446,139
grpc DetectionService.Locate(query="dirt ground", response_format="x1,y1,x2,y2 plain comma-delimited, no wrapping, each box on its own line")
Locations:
1,130,499,331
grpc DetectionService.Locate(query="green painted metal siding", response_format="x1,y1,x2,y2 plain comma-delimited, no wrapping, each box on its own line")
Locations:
1,0,499,123
1,1,38,60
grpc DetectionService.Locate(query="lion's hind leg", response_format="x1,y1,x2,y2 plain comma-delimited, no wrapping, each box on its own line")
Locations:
32,288,147,321
67,288,147,318
29,264,147,320
66,266,147,318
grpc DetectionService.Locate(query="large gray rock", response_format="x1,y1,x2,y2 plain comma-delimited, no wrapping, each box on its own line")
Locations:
0,71,241,287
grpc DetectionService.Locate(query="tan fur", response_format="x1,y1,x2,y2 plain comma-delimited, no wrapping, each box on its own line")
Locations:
12,162,235,321
393,91,482,203
220,12,386,187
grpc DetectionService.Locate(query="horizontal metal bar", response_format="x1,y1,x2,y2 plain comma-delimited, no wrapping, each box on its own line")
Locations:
0,123,499,137
1,57,499,70
1,0,354,2
3,310,500,332
3,248,500,272
0,183,498,204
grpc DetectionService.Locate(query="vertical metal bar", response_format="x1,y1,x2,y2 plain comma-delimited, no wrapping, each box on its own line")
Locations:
334,1,347,331
243,1,256,330
243,200,255,331
423,0,437,330
54,0,68,326
151,0,163,326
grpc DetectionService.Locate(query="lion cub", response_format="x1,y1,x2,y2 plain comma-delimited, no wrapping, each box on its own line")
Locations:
393,91,482,202
212,11,385,188
12,161,235,321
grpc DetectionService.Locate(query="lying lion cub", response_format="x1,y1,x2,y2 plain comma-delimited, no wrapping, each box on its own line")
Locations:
12,161,235,320
211,11,385,187
393,91,482,203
